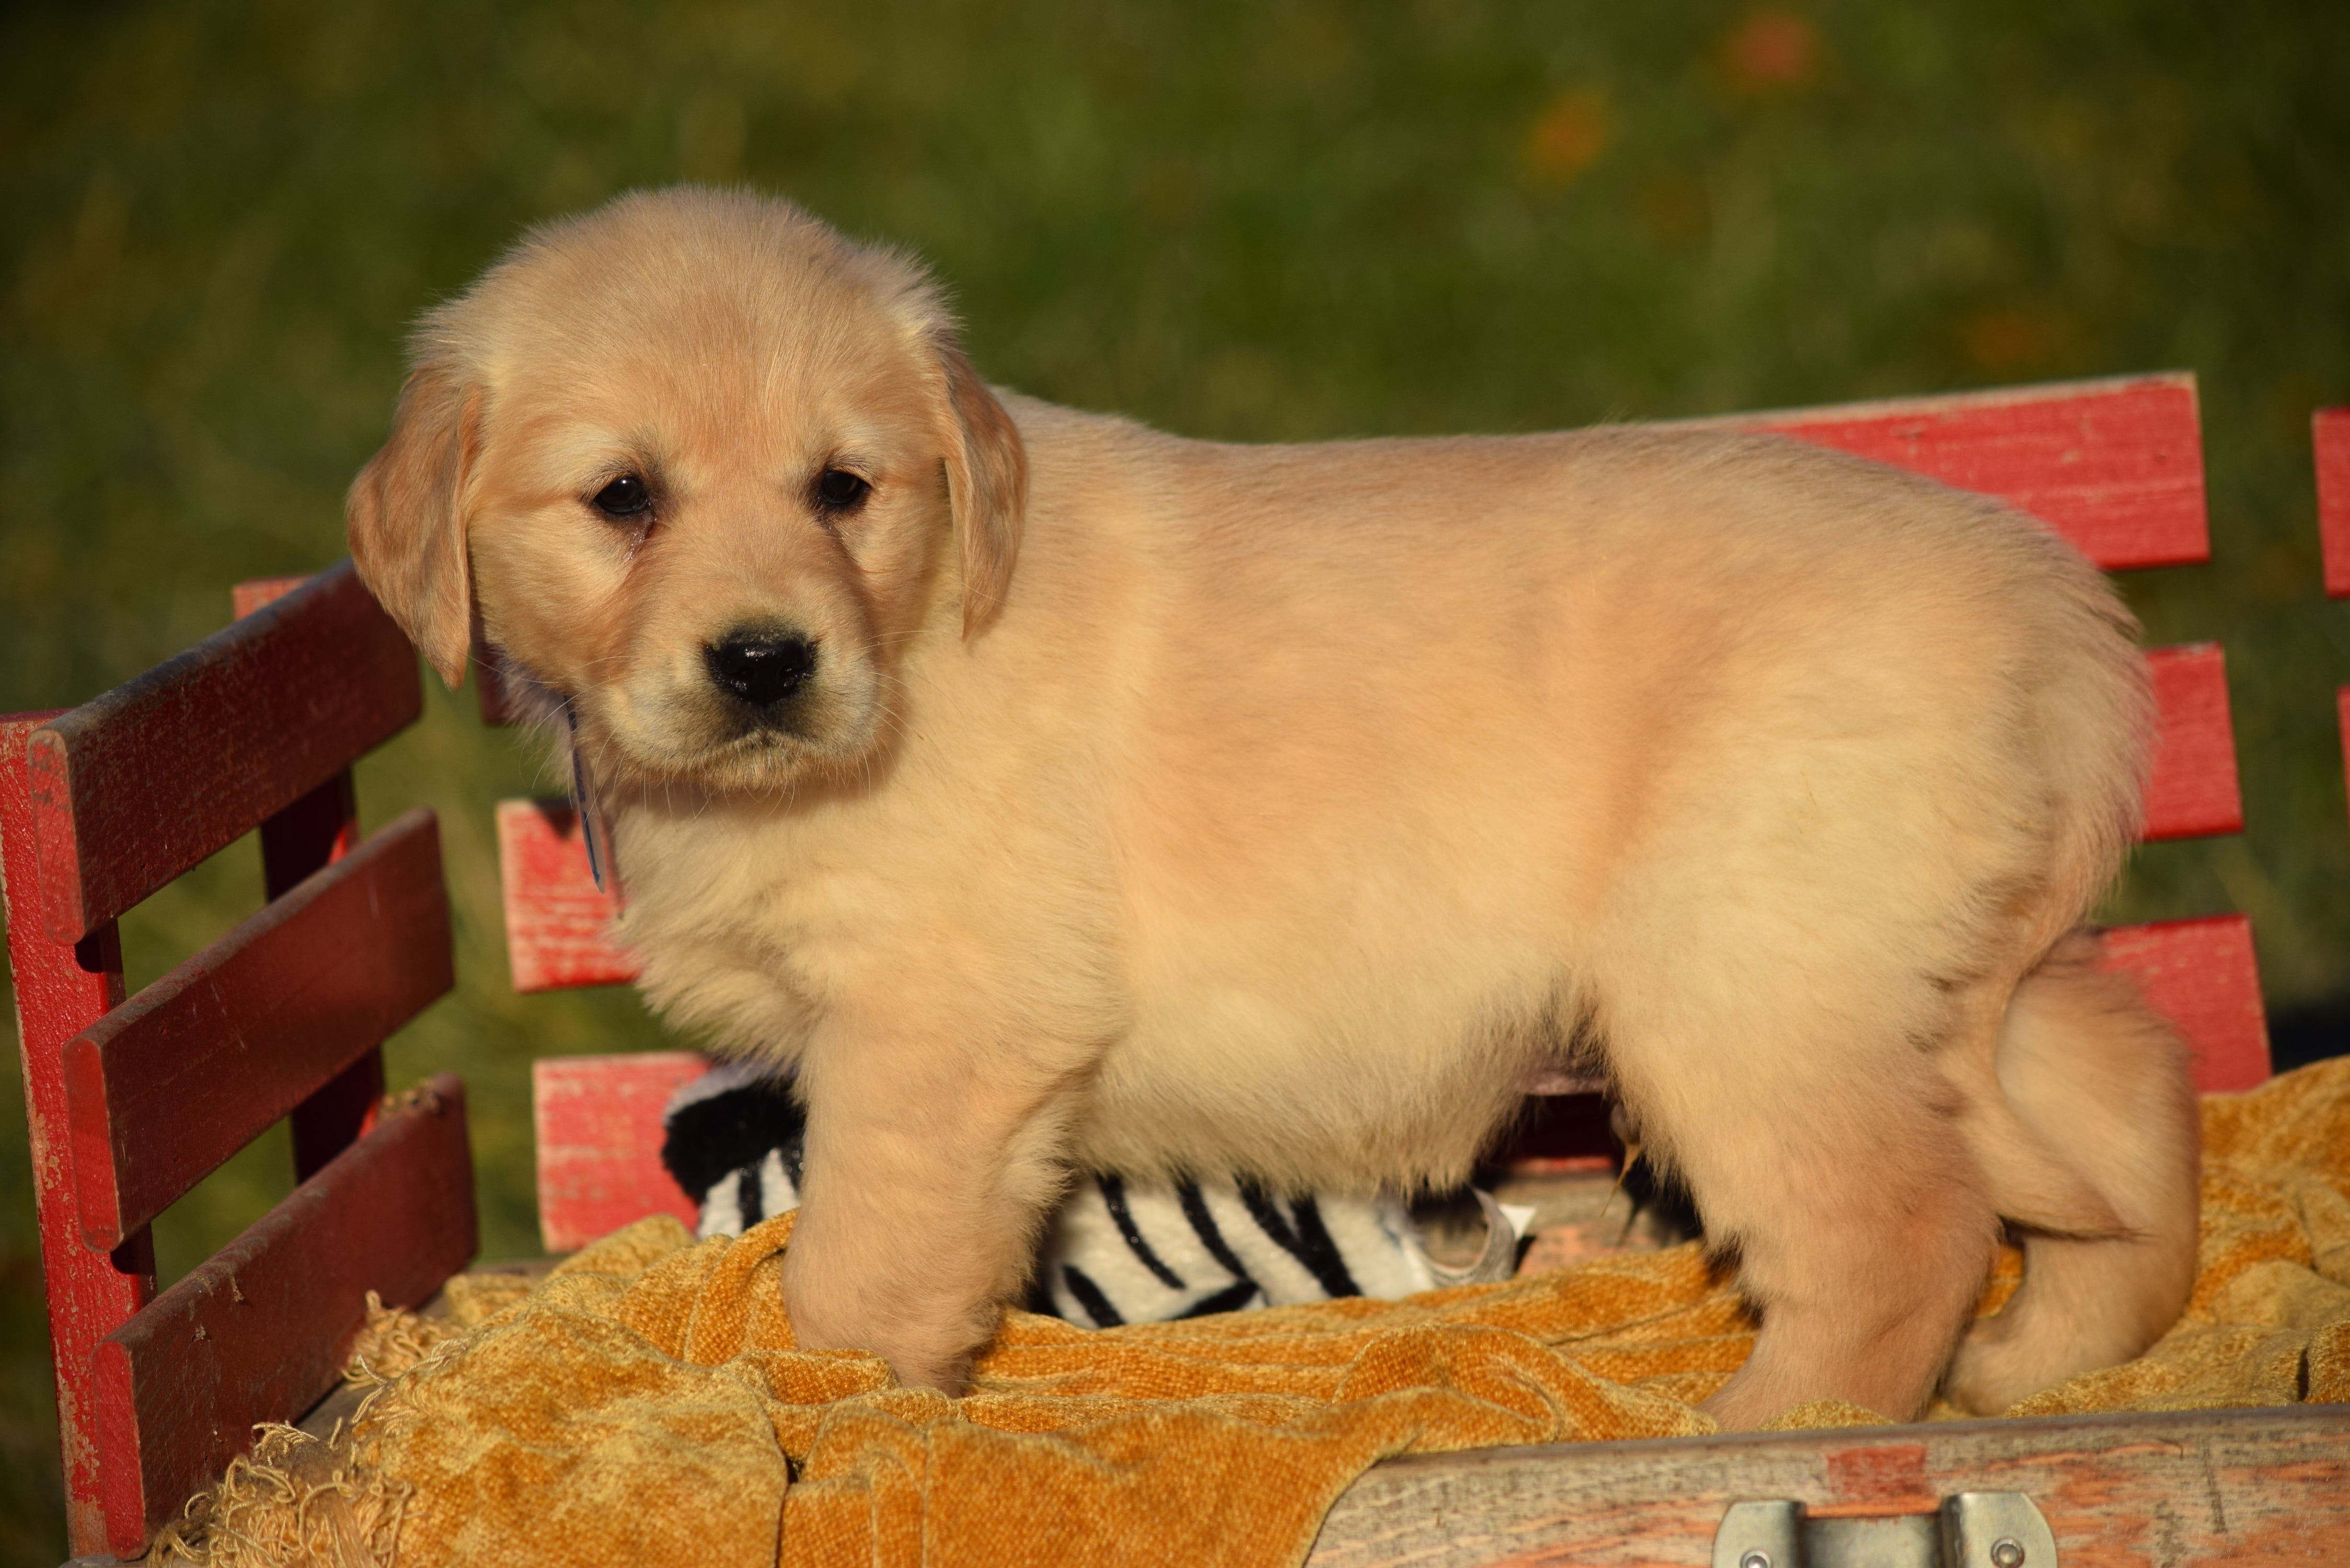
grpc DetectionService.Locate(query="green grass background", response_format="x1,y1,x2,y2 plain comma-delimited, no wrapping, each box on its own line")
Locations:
4,0,2347,1557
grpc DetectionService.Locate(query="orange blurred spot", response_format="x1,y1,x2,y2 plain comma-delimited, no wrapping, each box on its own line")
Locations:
1959,306,2079,373
1524,89,1611,185
1720,10,1819,95
1638,177,1710,244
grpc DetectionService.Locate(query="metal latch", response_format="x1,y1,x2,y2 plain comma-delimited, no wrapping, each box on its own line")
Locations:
1713,1491,2057,1568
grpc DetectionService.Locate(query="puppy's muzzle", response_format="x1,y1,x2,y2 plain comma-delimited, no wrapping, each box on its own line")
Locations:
705,630,817,712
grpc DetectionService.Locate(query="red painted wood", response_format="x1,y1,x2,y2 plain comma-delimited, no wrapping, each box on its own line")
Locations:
27,559,421,943
1,714,154,1556
2140,643,2243,841
2340,687,2350,843
228,575,312,620
235,572,523,728
534,1052,707,1251
267,767,385,1184
2102,915,2271,1093
2316,407,2350,599
1744,373,2208,569
91,1074,476,1554
62,810,454,1252
231,582,386,1184
498,798,640,991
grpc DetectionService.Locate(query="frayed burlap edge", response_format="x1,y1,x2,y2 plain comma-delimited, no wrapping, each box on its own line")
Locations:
151,1294,470,1567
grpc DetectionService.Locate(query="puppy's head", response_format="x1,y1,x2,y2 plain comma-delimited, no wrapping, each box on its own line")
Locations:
347,187,1024,790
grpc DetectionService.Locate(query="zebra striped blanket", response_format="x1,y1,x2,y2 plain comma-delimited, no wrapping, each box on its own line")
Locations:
660,1060,1530,1328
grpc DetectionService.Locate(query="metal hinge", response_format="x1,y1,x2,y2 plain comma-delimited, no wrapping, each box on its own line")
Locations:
1713,1491,2058,1568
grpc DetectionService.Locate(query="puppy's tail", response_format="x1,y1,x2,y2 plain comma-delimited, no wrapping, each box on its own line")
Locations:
1945,931,2202,1414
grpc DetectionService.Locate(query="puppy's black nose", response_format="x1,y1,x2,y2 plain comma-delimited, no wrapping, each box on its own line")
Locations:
705,633,817,709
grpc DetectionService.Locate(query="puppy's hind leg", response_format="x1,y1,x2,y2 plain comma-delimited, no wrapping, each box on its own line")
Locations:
1945,932,2201,1413
1602,956,2003,1429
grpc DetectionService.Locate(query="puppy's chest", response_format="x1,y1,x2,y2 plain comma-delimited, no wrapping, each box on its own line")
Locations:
618,797,1112,1013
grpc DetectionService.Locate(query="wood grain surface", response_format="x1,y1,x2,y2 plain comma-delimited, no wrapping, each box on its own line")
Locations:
1743,372,2209,570
228,581,389,1185
2315,407,2349,599
533,1051,708,1251
1309,1405,2350,1566
2101,916,2271,1093
26,559,420,943
2141,644,2243,843
1,713,153,1558
498,797,641,991
61,809,453,1251
90,1075,477,1555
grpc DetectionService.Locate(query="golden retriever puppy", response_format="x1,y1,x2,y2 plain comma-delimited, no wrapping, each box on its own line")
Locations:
348,187,2198,1426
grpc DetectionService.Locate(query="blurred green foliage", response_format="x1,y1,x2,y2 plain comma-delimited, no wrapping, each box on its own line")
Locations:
4,0,2347,1557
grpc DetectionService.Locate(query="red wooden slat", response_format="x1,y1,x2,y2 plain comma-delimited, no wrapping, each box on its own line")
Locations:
534,1052,707,1252
229,581,387,1183
2316,407,2350,599
498,798,640,991
2140,643,2243,841
27,559,421,942
2101,915,2271,1093
229,575,312,620
243,572,527,729
1743,373,2208,570
2,714,153,1555
62,810,454,1251
91,1074,476,1554
264,771,386,1181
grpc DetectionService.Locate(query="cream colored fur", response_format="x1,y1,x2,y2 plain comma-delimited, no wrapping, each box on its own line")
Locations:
348,187,2199,1425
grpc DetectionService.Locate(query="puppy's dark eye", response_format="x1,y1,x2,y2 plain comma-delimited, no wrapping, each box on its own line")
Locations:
815,468,871,511
592,475,652,518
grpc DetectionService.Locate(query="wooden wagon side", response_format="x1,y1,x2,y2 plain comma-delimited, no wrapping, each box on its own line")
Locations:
2,569,477,1560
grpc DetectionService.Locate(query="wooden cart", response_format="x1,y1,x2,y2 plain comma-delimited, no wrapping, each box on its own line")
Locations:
5,373,2347,1564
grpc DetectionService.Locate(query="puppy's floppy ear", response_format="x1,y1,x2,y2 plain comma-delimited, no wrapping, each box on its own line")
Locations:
935,336,1027,636
346,364,482,687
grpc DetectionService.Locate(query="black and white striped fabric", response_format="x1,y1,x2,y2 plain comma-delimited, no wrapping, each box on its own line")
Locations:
658,1062,1529,1328
661,1060,808,1236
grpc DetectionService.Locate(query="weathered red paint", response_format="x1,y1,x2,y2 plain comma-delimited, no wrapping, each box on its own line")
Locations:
2101,914,2272,1093
230,584,385,1185
2315,407,2350,599
28,560,420,944
62,810,454,1252
498,798,641,992
1748,372,2208,569
2,714,154,1557
91,1075,476,1554
2141,642,2243,841
533,1052,708,1252
0,566,472,1554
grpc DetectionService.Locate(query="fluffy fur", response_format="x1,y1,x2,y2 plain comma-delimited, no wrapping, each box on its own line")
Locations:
348,186,2200,1426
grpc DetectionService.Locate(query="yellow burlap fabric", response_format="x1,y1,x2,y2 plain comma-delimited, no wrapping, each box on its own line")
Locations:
169,1057,2350,1567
